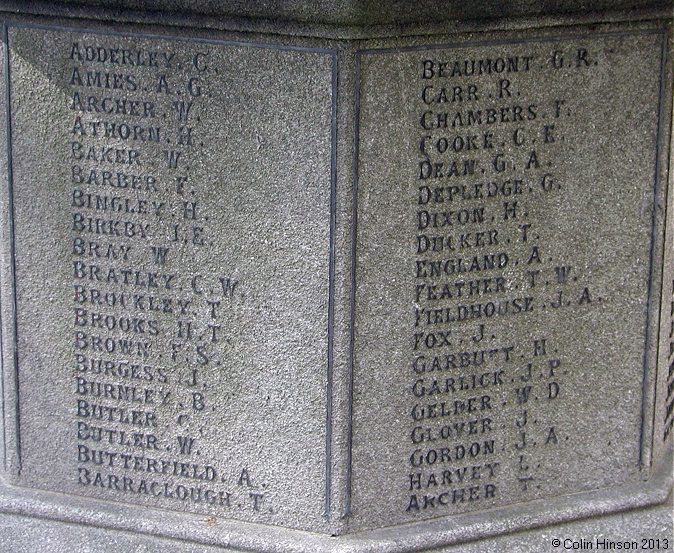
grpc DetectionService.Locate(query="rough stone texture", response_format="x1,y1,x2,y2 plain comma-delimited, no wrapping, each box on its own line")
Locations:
0,2,671,552
32,0,674,26
351,28,669,531
0,22,6,475
654,18,674,471
5,25,334,533
0,458,670,552
0,494,672,553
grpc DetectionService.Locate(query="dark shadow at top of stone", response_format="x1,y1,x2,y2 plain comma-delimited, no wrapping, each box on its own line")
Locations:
46,0,673,26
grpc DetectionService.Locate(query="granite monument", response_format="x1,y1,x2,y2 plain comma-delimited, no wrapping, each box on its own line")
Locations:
0,1,671,552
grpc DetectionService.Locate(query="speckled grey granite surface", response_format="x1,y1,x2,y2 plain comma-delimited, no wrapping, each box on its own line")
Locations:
0,1,671,552
0,491,671,553
12,0,674,26
6,25,334,534
351,28,668,531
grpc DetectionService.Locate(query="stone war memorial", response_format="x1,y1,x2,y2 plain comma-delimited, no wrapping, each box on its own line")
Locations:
0,1,671,552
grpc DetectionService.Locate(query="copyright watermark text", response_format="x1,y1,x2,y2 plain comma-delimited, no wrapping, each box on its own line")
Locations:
550,537,670,550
